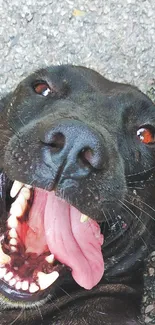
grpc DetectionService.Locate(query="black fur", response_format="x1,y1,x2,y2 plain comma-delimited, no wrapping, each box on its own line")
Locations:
0,65,155,324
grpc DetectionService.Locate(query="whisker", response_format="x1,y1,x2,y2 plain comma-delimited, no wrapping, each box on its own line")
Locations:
124,197,155,223
118,200,149,249
102,209,111,228
57,285,72,298
118,199,148,232
35,305,43,321
128,186,144,190
10,307,25,325
126,165,155,178
48,296,61,311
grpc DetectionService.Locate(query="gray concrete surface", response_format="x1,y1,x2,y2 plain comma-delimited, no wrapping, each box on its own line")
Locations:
0,0,155,98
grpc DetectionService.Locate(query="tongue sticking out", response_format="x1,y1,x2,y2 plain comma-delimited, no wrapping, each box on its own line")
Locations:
28,189,104,290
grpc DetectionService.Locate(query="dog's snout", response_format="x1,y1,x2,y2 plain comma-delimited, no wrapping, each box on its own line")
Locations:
41,119,108,179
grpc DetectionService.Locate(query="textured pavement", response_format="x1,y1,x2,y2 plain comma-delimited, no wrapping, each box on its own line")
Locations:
0,0,155,98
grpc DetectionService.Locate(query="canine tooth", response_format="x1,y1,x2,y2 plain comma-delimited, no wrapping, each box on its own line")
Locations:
80,214,89,223
16,281,22,290
8,215,18,228
22,281,29,291
0,268,7,279
20,187,31,200
9,278,16,286
37,271,59,290
29,283,39,293
0,243,11,265
10,181,24,198
10,238,17,246
45,254,54,264
9,228,17,239
4,272,13,281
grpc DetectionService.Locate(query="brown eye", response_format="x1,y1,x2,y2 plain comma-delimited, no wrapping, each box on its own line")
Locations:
33,81,51,97
137,126,155,144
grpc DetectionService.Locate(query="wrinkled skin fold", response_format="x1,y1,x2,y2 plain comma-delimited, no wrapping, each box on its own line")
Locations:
0,65,155,324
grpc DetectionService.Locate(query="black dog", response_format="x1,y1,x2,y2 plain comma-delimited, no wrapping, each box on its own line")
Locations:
0,65,155,325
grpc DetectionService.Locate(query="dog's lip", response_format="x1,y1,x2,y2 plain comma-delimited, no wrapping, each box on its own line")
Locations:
0,178,67,302
0,264,67,304
0,176,104,303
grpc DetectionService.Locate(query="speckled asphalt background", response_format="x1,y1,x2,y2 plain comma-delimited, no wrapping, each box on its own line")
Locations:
0,0,155,323
0,0,155,97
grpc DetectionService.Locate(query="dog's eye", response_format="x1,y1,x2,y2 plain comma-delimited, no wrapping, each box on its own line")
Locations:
33,81,51,97
137,126,155,144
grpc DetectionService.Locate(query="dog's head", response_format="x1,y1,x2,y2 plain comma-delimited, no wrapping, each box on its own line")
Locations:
0,65,155,309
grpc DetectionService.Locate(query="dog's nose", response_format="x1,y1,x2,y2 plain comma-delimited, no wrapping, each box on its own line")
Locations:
41,119,108,179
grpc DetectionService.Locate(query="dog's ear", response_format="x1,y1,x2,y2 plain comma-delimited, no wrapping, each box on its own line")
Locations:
0,92,12,113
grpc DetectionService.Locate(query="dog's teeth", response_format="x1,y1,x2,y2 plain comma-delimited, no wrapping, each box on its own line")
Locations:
80,214,89,223
17,193,27,207
10,190,29,218
20,187,31,200
9,228,17,239
11,246,17,252
0,243,11,265
10,181,24,198
22,281,29,291
10,202,22,216
0,268,7,279
8,215,18,228
10,238,17,246
29,283,39,293
9,278,16,286
15,281,22,290
37,271,59,290
45,254,54,264
4,272,13,281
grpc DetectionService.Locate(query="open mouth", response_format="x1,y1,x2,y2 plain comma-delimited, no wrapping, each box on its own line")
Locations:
0,177,104,303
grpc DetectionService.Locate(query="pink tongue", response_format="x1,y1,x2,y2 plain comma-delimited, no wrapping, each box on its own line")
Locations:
44,191,104,290
27,189,104,290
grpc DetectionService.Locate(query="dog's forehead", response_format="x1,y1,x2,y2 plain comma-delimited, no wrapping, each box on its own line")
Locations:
6,65,155,131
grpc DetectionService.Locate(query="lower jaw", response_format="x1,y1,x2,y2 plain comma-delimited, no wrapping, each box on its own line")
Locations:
0,177,104,306
0,265,69,309
0,182,67,306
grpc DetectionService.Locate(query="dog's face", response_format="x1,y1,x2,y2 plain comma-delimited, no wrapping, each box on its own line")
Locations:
0,65,155,313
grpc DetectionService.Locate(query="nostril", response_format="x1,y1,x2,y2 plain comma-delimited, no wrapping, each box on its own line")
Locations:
78,147,94,168
47,132,65,153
